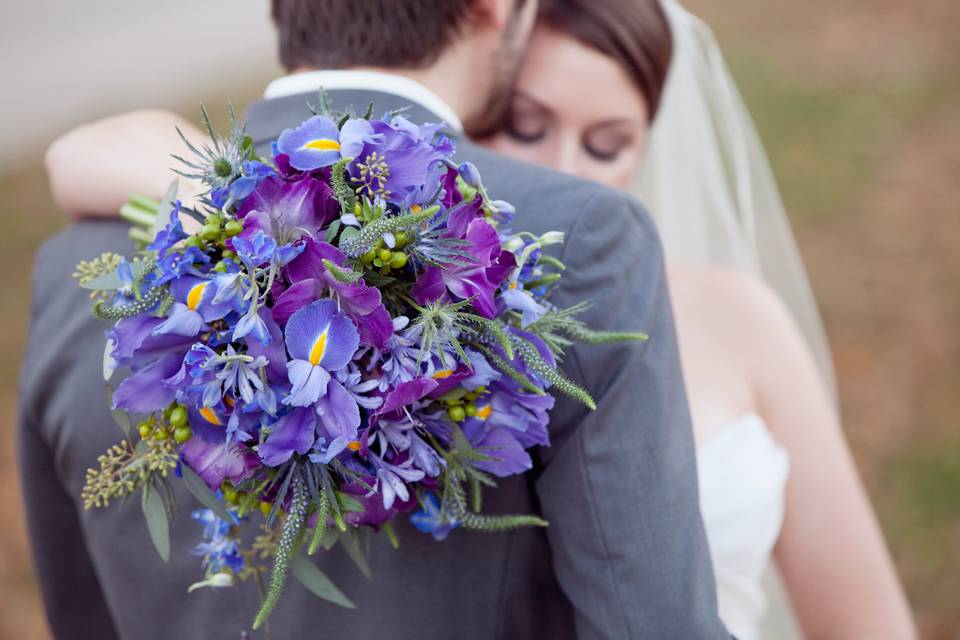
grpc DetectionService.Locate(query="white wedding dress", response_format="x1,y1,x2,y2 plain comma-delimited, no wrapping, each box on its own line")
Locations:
696,413,790,640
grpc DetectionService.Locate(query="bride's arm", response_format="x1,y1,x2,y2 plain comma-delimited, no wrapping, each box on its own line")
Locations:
736,273,916,638
45,109,206,217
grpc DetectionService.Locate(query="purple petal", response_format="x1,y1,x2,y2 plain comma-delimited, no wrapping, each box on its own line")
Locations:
181,439,258,490
283,299,359,371
276,116,342,170
258,408,317,467
379,378,439,416
272,279,323,326
112,353,182,413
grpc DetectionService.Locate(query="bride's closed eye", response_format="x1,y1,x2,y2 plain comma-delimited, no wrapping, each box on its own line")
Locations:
583,126,634,162
504,94,550,144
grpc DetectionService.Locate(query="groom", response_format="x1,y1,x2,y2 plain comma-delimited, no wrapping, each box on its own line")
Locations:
18,0,729,638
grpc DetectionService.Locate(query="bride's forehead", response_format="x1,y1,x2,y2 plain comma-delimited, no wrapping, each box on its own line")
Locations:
516,29,647,123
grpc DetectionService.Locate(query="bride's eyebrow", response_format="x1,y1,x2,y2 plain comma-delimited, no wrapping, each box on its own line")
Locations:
584,118,637,133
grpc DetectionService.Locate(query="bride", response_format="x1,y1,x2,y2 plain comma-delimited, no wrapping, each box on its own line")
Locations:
44,0,914,637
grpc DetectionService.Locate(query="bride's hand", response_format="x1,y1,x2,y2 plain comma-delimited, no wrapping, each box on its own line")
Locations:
45,109,206,219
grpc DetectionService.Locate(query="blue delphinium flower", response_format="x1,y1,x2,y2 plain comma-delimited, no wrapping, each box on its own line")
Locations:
410,493,459,541
191,508,243,573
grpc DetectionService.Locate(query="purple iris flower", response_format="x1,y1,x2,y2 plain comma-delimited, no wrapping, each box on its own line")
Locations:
234,175,338,246
153,276,233,337
410,492,459,541
180,437,258,490
349,116,449,204
258,407,316,467
282,299,359,407
276,116,375,171
411,214,515,318
274,238,393,347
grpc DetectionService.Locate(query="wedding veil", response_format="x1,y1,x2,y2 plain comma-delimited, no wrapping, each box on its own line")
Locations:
635,0,837,398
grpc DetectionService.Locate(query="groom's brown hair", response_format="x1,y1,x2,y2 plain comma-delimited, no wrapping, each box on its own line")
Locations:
271,0,477,70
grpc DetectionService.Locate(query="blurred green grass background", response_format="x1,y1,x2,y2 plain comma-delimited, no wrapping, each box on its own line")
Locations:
1,0,958,637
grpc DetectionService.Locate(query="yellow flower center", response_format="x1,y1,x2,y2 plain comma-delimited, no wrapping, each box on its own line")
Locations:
309,329,329,366
304,138,340,152
186,282,208,311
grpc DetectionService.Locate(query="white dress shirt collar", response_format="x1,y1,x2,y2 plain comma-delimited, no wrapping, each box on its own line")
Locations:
264,69,464,133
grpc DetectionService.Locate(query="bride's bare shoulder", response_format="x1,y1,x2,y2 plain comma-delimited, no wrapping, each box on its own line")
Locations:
667,263,800,349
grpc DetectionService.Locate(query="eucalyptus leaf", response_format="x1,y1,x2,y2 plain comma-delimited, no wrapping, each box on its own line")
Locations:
80,271,123,291
291,556,355,609
106,385,130,437
324,219,341,244
181,464,235,524
151,180,180,241
319,527,340,551
339,531,371,579
141,485,170,562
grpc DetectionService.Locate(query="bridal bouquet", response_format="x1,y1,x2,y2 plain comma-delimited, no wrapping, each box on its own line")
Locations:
74,102,644,628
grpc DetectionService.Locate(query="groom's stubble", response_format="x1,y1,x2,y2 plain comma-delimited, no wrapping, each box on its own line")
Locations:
462,0,538,138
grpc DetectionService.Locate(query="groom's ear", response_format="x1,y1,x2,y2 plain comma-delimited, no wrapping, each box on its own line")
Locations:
469,0,526,30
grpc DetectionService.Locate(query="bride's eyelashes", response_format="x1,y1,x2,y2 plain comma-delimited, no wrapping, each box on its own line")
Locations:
583,140,622,162
583,129,634,162
505,115,548,144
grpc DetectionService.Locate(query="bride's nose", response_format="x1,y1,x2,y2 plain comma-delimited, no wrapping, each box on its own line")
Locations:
553,134,582,177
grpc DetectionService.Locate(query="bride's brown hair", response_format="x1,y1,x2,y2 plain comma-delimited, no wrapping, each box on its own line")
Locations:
537,0,673,120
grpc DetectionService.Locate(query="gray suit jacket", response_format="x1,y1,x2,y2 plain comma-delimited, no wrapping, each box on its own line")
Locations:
18,88,729,639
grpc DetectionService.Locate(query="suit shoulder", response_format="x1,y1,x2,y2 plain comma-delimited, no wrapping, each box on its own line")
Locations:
454,140,656,239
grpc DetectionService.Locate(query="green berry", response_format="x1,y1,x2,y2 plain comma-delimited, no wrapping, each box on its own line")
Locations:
378,249,392,263
447,406,466,422
259,501,273,518
465,404,478,417
388,252,408,269
223,485,239,504
184,236,203,248
222,249,236,260
214,261,228,273
201,224,221,241
174,425,192,443
394,231,410,247
360,250,376,264
224,220,243,237
169,406,188,428
137,422,152,439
